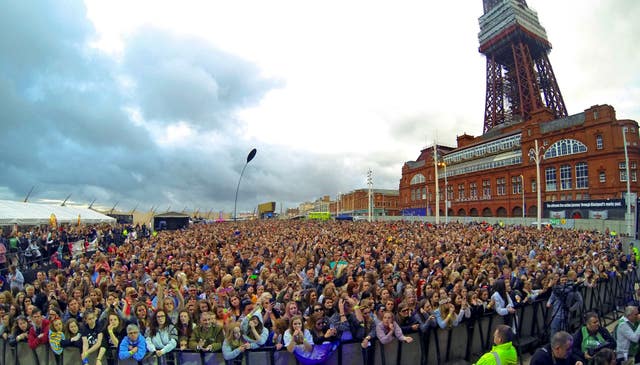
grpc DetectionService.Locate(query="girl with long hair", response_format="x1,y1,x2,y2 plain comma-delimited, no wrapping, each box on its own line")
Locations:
60,318,82,350
228,295,242,322
283,315,313,355
130,302,150,335
97,313,124,365
49,318,65,363
433,297,464,329
145,310,178,365
222,321,251,365
176,310,194,340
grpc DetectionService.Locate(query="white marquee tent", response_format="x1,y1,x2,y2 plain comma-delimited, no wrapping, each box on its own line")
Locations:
0,200,116,226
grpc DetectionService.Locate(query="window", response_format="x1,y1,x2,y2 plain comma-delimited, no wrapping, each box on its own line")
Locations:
443,134,521,165
482,179,491,198
596,135,603,150
470,182,478,199
560,164,572,190
531,179,537,193
458,184,465,200
545,167,557,191
410,174,425,185
544,139,588,159
633,162,638,182
411,189,415,201
512,176,522,194
447,185,454,201
576,162,588,189
620,162,628,182
496,177,506,196
422,187,426,200
599,171,606,183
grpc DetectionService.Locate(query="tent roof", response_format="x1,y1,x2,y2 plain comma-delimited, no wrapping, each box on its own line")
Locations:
0,200,116,226
154,211,190,218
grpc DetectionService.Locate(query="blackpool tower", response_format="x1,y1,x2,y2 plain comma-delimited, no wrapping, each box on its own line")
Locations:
478,0,567,133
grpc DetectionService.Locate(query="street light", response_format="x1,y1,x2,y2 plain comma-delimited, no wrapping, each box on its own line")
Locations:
519,174,525,226
433,146,440,224
622,126,632,236
528,140,544,230
367,170,373,222
438,161,448,224
233,148,257,222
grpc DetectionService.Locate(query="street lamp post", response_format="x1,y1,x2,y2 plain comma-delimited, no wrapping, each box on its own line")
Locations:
520,174,525,226
233,148,257,222
433,146,440,224
367,170,373,222
528,140,544,230
438,161,448,224
623,126,632,236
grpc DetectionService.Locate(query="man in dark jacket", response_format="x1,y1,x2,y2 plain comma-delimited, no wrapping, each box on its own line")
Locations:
572,312,615,363
530,331,584,365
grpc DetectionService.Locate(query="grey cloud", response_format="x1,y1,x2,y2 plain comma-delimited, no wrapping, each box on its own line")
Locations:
0,0,285,212
122,28,282,128
0,0,93,89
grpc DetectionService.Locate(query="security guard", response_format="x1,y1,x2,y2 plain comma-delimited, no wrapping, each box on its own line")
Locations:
475,324,517,365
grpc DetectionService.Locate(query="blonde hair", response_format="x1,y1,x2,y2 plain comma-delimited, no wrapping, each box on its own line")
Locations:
224,321,244,349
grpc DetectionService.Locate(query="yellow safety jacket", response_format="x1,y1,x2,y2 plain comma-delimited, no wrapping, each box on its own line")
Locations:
475,341,518,365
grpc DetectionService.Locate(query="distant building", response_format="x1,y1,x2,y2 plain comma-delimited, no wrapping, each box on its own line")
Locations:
311,196,331,213
337,189,400,217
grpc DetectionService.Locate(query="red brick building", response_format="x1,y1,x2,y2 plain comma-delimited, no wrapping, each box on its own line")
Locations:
400,105,638,220
337,189,400,217
400,0,638,228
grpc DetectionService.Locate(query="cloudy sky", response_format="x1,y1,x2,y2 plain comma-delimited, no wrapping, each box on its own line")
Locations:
1,0,638,215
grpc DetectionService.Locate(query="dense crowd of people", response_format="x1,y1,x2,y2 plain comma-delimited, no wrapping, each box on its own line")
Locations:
0,219,636,364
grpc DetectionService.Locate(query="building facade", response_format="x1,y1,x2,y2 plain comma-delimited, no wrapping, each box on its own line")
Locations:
400,105,638,220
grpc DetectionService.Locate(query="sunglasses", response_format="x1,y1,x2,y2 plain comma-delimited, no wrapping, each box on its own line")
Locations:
313,308,323,312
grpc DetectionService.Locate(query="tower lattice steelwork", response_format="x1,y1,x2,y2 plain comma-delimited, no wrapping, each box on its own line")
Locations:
479,0,567,133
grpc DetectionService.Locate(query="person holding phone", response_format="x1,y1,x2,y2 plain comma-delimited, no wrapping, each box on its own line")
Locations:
308,312,339,344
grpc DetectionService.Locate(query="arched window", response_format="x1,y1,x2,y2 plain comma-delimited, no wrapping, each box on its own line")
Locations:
544,139,587,159
410,174,426,185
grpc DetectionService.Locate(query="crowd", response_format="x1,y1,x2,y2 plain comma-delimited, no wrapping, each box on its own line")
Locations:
0,219,636,365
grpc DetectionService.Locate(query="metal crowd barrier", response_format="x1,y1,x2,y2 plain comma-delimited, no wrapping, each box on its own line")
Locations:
1,270,636,365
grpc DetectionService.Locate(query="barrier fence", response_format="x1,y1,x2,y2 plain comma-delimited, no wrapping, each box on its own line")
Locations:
1,270,637,365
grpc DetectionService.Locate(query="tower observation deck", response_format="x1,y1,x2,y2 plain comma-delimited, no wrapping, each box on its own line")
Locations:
479,0,567,132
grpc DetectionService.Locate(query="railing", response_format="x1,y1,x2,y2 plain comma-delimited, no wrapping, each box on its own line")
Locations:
2,271,636,365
